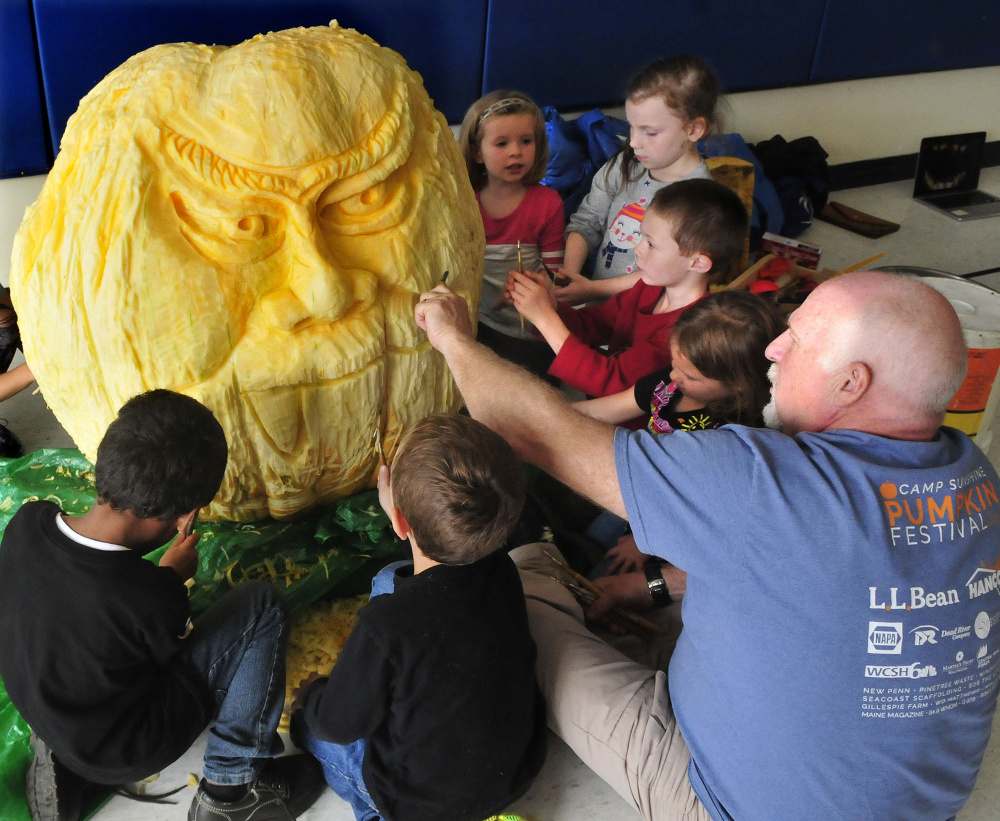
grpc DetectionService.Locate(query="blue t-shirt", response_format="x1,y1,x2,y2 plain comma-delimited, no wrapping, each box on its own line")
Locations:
616,424,1000,821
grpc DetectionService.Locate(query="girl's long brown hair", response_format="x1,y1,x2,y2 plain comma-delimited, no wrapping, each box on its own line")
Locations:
607,55,721,195
672,290,785,426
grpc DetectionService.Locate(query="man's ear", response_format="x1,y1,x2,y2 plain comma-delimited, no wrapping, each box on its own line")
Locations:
389,506,411,541
833,361,871,407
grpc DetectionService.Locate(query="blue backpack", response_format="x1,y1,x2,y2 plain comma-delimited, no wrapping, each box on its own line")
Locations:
541,107,629,220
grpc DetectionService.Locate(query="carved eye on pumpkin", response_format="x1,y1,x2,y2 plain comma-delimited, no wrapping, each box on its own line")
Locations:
317,168,415,235
170,192,284,265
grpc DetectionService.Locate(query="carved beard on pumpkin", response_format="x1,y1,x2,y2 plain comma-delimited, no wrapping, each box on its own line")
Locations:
11,25,484,520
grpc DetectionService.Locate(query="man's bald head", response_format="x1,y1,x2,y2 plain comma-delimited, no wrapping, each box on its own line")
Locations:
764,271,967,438
821,272,967,418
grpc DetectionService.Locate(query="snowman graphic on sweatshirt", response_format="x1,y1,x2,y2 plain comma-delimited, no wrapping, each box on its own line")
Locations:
600,198,647,271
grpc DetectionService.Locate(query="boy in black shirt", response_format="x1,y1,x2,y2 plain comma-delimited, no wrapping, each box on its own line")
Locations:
0,389,323,821
292,414,548,821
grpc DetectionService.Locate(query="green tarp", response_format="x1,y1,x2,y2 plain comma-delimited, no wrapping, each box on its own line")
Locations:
0,448,406,821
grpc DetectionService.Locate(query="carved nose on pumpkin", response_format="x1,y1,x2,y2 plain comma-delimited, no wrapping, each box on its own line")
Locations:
261,224,374,331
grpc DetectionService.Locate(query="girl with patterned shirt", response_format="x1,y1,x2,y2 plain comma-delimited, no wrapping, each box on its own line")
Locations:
575,291,785,575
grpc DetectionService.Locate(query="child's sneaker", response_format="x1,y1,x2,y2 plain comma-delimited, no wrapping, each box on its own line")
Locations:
25,731,85,821
187,754,325,821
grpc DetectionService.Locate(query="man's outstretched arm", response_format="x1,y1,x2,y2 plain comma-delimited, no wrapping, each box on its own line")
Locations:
414,285,626,519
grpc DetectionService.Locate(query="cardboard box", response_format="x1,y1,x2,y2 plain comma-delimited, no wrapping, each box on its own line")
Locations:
759,232,822,270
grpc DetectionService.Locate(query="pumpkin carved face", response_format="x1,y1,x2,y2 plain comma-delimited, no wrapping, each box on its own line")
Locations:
11,25,484,520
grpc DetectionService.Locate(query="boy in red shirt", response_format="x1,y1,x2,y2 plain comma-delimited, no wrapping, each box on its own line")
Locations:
508,178,748,398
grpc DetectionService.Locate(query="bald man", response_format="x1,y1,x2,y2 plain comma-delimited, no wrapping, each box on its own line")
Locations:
415,272,1000,821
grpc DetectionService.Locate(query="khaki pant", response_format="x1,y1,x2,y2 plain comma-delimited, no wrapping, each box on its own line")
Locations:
511,543,712,821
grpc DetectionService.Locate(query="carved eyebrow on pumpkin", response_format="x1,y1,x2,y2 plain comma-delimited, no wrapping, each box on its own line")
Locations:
165,132,294,195
163,84,415,201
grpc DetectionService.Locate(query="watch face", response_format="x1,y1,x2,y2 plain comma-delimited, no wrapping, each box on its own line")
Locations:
975,611,991,640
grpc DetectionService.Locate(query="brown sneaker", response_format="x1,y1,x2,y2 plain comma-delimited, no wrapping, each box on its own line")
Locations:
25,732,84,821
187,754,325,821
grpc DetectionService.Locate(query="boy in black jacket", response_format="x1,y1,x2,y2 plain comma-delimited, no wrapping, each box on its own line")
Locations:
292,413,548,821
0,389,323,821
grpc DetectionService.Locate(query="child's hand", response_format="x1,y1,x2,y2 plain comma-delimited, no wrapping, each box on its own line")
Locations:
603,533,648,575
377,464,393,519
552,268,598,304
507,269,556,326
290,671,326,713
585,571,652,632
159,526,200,582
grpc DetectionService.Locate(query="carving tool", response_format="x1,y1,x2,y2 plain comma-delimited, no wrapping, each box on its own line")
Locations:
540,259,570,286
516,240,525,332
371,422,385,469
838,253,885,275
543,549,665,635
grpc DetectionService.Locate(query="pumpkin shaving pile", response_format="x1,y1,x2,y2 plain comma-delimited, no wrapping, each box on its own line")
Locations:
280,593,369,733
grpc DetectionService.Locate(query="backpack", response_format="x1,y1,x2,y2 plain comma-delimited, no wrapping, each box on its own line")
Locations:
541,107,629,219
749,135,829,237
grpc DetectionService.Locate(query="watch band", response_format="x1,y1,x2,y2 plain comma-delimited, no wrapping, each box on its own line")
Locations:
644,561,672,608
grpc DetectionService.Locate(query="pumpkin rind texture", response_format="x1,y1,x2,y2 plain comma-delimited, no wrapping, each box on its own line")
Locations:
11,24,484,520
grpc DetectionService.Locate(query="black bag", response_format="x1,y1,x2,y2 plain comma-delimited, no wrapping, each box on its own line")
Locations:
750,135,829,237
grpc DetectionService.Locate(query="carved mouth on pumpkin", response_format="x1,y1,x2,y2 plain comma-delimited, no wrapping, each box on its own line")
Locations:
242,360,383,457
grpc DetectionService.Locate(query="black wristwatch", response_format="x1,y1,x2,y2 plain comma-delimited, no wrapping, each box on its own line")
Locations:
644,560,672,608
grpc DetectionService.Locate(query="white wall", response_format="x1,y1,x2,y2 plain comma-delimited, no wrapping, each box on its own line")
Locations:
565,67,1000,167
724,66,1000,165
0,175,45,288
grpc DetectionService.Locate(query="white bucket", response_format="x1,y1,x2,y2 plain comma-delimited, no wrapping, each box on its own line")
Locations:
886,269,1000,469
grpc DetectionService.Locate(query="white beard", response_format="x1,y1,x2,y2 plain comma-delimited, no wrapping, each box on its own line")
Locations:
763,363,782,431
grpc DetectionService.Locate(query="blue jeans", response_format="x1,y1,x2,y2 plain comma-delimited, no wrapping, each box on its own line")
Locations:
293,560,411,821
177,579,289,784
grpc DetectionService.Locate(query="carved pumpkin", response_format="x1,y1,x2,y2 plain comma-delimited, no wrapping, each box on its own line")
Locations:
11,24,484,520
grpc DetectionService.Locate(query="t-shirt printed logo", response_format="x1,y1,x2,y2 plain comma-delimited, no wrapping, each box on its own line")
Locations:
869,621,904,654
967,564,1000,602
910,624,939,646
877,470,998,547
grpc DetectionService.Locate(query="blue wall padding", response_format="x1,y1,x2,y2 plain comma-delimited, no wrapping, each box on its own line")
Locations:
33,0,488,155
7,0,1000,178
481,0,828,108
0,0,51,178
811,0,1000,81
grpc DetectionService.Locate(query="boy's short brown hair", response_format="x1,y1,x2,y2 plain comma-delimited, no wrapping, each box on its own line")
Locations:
390,414,526,565
647,178,748,275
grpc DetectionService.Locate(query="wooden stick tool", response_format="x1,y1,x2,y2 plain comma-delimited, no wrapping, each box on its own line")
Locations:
543,549,665,636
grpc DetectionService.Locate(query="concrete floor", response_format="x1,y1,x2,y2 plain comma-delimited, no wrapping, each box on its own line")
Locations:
1,168,999,820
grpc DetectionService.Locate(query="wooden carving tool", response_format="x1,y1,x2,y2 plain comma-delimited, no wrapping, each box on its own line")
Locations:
543,549,665,636
838,253,885,275
516,240,525,332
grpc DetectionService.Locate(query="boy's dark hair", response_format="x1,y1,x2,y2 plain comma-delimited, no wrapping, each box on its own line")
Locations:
647,178,748,274
95,389,228,520
390,414,525,565
672,290,786,426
